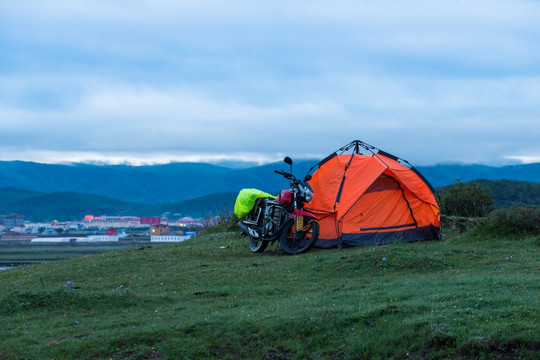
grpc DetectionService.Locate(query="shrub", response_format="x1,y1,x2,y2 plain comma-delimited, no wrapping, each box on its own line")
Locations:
200,211,238,234
439,180,494,217
481,203,540,236
441,215,484,234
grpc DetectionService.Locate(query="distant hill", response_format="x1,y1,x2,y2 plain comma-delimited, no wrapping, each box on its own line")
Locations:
0,187,139,221
0,161,236,204
1,178,537,222
0,187,236,221
0,159,538,205
435,179,540,209
0,160,316,204
417,163,540,188
475,179,540,208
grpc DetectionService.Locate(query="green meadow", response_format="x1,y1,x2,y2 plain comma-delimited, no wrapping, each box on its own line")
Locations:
0,227,538,359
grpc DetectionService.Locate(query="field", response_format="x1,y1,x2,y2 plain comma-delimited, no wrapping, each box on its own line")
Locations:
0,228,538,359
0,242,149,267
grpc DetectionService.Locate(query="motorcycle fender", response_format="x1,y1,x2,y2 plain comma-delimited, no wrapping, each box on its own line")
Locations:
290,209,316,218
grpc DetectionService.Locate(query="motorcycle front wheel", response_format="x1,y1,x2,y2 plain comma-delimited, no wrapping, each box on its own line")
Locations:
279,217,319,255
249,235,268,253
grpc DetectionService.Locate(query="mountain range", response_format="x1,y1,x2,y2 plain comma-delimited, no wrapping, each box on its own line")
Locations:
1,160,539,204
0,160,539,221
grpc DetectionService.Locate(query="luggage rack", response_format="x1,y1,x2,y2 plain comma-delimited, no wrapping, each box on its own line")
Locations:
242,198,265,225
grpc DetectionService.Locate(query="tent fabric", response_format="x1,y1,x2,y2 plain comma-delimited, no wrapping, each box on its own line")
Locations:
234,189,275,219
306,153,440,247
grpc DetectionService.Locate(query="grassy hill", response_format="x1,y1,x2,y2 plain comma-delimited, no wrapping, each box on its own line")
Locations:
141,192,237,219
475,179,540,208
0,228,538,359
0,187,236,221
435,180,540,209
0,188,141,221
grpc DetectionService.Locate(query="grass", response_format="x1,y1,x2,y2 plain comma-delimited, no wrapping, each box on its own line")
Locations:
0,243,146,266
0,228,539,359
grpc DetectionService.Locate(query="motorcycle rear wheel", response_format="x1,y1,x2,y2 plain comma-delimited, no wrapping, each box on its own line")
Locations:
279,217,319,255
249,235,268,253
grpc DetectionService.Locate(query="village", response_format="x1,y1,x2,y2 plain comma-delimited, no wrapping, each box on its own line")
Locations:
0,213,205,244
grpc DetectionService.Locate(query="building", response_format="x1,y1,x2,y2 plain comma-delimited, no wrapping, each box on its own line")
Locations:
24,222,53,233
82,215,142,229
168,217,205,228
0,214,24,228
0,232,35,241
150,224,169,235
30,234,119,243
150,235,192,242
140,216,161,225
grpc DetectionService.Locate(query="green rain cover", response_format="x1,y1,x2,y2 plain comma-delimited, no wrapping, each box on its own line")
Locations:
234,188,275,219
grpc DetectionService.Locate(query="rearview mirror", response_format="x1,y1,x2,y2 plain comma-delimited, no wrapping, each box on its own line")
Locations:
284,157,293,165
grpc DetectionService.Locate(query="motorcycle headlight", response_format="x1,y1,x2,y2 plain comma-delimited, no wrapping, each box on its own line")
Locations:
304,188,313,203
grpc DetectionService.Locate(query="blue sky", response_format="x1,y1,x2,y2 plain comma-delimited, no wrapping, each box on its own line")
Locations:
0,1,539,166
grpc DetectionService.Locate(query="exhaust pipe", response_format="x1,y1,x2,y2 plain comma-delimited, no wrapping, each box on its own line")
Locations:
238,221,259,238
238,221,249,234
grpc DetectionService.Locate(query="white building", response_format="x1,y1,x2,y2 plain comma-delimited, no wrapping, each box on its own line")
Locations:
150,235,192,242
24,222,53,233
31,234,119,243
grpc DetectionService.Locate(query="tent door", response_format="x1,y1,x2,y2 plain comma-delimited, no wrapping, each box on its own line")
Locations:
340,175,417,244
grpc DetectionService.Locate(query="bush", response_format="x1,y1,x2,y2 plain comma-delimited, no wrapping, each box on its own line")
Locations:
439,180,494,217
442,215,484,234
481,203,540,236
200,211,238,234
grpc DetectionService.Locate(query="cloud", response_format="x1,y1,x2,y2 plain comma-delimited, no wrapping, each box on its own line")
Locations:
0,82,347,153
505,155,540,164
0,1,539,166
1,66,540,163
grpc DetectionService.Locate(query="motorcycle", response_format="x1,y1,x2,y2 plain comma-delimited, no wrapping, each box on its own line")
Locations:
237,157,320,255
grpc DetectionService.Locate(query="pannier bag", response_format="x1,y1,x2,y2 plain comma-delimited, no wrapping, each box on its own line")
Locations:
234,188,275,219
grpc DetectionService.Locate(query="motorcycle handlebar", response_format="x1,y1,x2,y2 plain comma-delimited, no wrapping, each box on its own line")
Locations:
274,170,295,180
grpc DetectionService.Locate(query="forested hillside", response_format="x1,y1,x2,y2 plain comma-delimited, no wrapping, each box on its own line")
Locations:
475,179,540,207
436,180,540,208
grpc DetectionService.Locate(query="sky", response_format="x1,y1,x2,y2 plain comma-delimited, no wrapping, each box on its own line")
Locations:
0,1,539,167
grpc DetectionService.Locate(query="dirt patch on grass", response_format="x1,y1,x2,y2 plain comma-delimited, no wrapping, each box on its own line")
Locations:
263,346,292,360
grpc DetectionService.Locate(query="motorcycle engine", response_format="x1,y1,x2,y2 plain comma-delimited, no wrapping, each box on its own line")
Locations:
264,205,283,236
265,221,275,235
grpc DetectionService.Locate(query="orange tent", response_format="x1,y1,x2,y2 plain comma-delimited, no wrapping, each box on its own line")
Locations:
306,140,440,247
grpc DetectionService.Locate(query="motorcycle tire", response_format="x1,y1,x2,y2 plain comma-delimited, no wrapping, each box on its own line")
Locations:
279,217,319,255
249,235,268,253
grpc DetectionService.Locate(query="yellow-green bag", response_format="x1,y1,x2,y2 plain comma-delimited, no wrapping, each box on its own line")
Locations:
234,188,275,219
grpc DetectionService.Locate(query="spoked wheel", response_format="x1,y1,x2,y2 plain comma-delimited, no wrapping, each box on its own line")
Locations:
279,216,319,255
249,235,268,253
